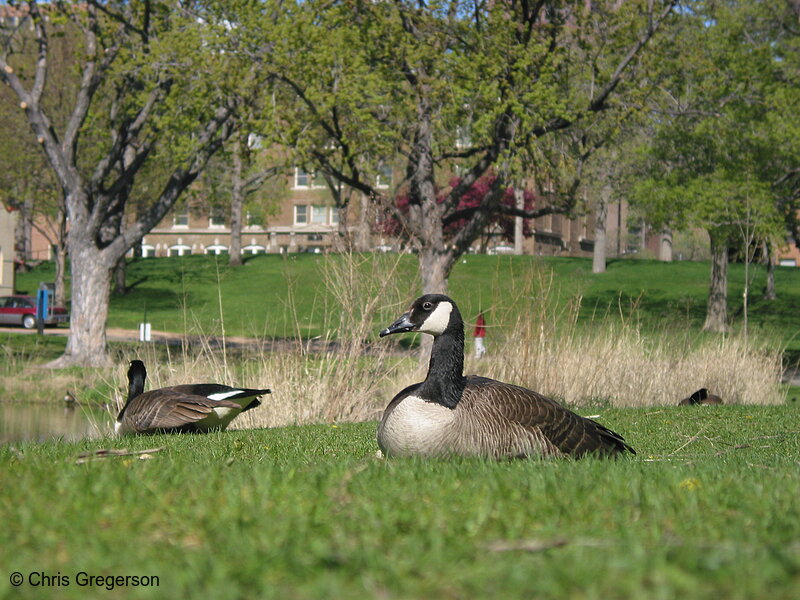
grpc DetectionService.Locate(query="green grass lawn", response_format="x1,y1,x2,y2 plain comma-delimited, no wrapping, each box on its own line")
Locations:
14,254,800,355
5,256,800,598
1,404,799,599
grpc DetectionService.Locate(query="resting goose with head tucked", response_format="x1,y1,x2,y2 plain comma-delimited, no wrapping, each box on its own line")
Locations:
115,360,270,435
378,295,635,459
678,388,723,406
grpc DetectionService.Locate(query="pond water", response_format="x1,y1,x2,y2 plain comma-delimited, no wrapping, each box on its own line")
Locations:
0,402,112,444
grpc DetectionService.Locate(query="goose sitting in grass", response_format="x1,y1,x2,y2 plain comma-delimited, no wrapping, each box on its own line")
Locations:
115,360,270,435
378,294,635,459
678,388,723,406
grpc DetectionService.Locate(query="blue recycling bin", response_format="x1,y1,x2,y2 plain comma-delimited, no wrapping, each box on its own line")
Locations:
36,284,52,334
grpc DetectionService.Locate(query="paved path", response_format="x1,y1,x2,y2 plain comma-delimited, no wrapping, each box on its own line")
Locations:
0,325,337,352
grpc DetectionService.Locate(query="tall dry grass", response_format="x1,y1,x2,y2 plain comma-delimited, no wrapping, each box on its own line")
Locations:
233,251,415,427
102,251,415,429
464,264,784,407
4,254,785,438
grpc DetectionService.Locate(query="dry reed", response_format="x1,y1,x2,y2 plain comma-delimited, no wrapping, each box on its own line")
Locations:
2,255,785,437
465,264,784,407
105,251,415,429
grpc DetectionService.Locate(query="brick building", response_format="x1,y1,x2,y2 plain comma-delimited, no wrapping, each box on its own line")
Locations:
26,168,647,262
132,168,627,259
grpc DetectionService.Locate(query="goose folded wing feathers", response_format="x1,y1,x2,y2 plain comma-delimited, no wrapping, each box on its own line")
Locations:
170,384,269,400
463,377,634,457
127,391,243,432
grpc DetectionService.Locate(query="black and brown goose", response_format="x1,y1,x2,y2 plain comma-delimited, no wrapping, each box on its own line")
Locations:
378,294,635,459
115,360,270,435
678,388,723,406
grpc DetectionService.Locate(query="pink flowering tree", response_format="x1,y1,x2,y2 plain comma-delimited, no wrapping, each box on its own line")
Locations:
375,174,537,251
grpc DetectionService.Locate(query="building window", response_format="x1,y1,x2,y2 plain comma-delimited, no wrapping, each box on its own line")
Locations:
376,164,393,189
141,244,156,258
307,234,323,242
330,207,339,225
242,245,266,255
168,244,191,257
173,208,189,228
205,244,228,255
311,206,327,225
247,133,263,149
294,167,326,189
245,211,264,228
295,167,310,188
209,207,226,228
294,205,308,225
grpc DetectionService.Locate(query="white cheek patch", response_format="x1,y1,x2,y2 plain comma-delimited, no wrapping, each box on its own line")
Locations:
419,302,453,335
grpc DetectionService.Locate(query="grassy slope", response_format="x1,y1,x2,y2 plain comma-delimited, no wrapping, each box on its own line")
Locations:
2,405,799,599
6,258,800,598
14,255,800,353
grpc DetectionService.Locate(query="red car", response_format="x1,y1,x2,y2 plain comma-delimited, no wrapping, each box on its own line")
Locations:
0,295,69,329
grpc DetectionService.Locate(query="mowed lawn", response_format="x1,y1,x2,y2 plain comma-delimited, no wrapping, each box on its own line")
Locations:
15,253,800,351
5,255,800,598
2,404,799,599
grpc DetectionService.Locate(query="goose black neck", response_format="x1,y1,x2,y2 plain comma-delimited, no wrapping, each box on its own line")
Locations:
419,322,465,409
119,370,146,419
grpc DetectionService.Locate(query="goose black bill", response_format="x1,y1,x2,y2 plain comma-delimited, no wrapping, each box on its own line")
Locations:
380,312,415,337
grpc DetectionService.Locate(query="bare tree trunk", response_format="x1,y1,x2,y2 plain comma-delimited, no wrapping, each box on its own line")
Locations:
764,241,776,300
593,185,610,274
229,137,244,267
406,98,450,330
113,255,127,295
702,229,729,333
333,208,349,252
659,226,673,262
514,187,524,255
54,208,68,307
355,193,371,252
49,242,113,367
640,218,647,252
419,248,450,295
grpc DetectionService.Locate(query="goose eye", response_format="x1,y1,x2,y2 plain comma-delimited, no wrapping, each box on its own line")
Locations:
422,302,433,311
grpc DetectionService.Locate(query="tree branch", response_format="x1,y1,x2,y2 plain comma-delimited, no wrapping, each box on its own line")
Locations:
117,98,238,254
529,0,678,140
85,0,151,45
63,4,125,168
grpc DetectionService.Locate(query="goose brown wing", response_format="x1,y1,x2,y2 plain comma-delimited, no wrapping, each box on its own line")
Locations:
464,376,635,457
126,390,242,432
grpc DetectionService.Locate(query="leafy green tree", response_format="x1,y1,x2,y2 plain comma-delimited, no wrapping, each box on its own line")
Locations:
0,9,83,302
253,0,678,296
630,0,797,332
198,129,284,268
1,1,266,366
